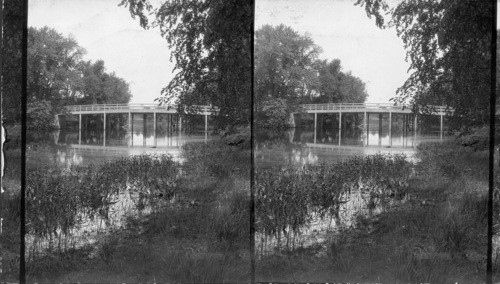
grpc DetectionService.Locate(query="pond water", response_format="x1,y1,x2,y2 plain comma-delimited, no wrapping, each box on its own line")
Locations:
254,118,450,258
26,116,213,169
26,113,450,169
255,125,450,167
24,116,214,262
23,113,451,263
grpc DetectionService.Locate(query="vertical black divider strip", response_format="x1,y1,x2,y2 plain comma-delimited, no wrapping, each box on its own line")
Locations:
487,0,497,282
20,0,27,282
250,0,256,282
0,0,3,277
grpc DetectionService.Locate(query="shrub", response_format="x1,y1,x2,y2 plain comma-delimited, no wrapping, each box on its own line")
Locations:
255,154,413,251
26,154,180,258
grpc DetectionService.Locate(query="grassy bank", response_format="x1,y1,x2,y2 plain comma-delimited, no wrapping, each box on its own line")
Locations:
26,139,251,282
256,141,489,282
1,148,22,281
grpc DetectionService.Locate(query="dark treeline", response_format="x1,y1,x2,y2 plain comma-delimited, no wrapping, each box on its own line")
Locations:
27,27,132,129
120,0,253,131
3,16,132,129
383,0,492,131
254,24,368,128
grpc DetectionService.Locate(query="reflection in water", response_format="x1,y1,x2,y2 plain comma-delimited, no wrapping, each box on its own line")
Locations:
255,114,450,259
255,114,451,167
256,189,409,257
27,114,213,168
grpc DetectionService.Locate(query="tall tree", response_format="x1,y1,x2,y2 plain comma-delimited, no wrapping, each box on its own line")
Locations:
26,26,132,128
359,0,492,129
27,26,85,110
314,59,368,104
255,24,321,106
78,60,132,105
254,24,368,127
120,0,252,131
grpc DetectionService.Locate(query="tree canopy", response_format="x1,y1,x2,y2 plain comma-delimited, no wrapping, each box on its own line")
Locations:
27,26,132,128
120,0,252,131
254,24,368,127
255,24,322,105
359,0,493,129
314,59,368,104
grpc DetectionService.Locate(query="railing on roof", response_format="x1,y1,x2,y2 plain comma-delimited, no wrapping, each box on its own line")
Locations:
300,103,452,114
65,104,216,113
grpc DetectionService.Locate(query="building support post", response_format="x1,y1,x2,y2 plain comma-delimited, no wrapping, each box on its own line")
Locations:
414,114,418,144
205,114,208,132
154,112,157,147
378,113,382,146
403,114,406,137
338,112,342,146
128,112,132,140
364,112,367,131
178,114,182,147
314,112,317,144
130,113,134,146
103,113,106,147
179,114,182,133
143,113,147,147
167,114,170,134
205,114,208,142
366,113,369,146
78,114,82,145
389,112,392,147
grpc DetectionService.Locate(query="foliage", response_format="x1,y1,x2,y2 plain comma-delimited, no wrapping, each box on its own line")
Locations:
28,26,86,105
414,141,489,179
254,24,368,128
2,14,132,126
26,139,251,279
120,0,252,130
255,141,487,282
180,140,251,180
209,189,250,250
386,0,493,129
314,59,368,104
0,189,21,279
456,127,490,151
255,154,413,250
256,98,300,129
255,24,321,105
352,0,493,129
26,100,54,130
77,60,132,104
26,154,179,257
26,26,132,128
354,0,389,28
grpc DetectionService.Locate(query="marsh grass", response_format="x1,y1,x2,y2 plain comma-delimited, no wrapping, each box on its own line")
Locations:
256,141,488,283
0,189,21,279
25,153,180,263
1,149,22,280
26,139,251,282
255,153,413,255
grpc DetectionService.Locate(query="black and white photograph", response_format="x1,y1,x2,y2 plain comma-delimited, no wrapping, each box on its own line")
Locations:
254,0,494,282
3,0,252,282
0,0,498,283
